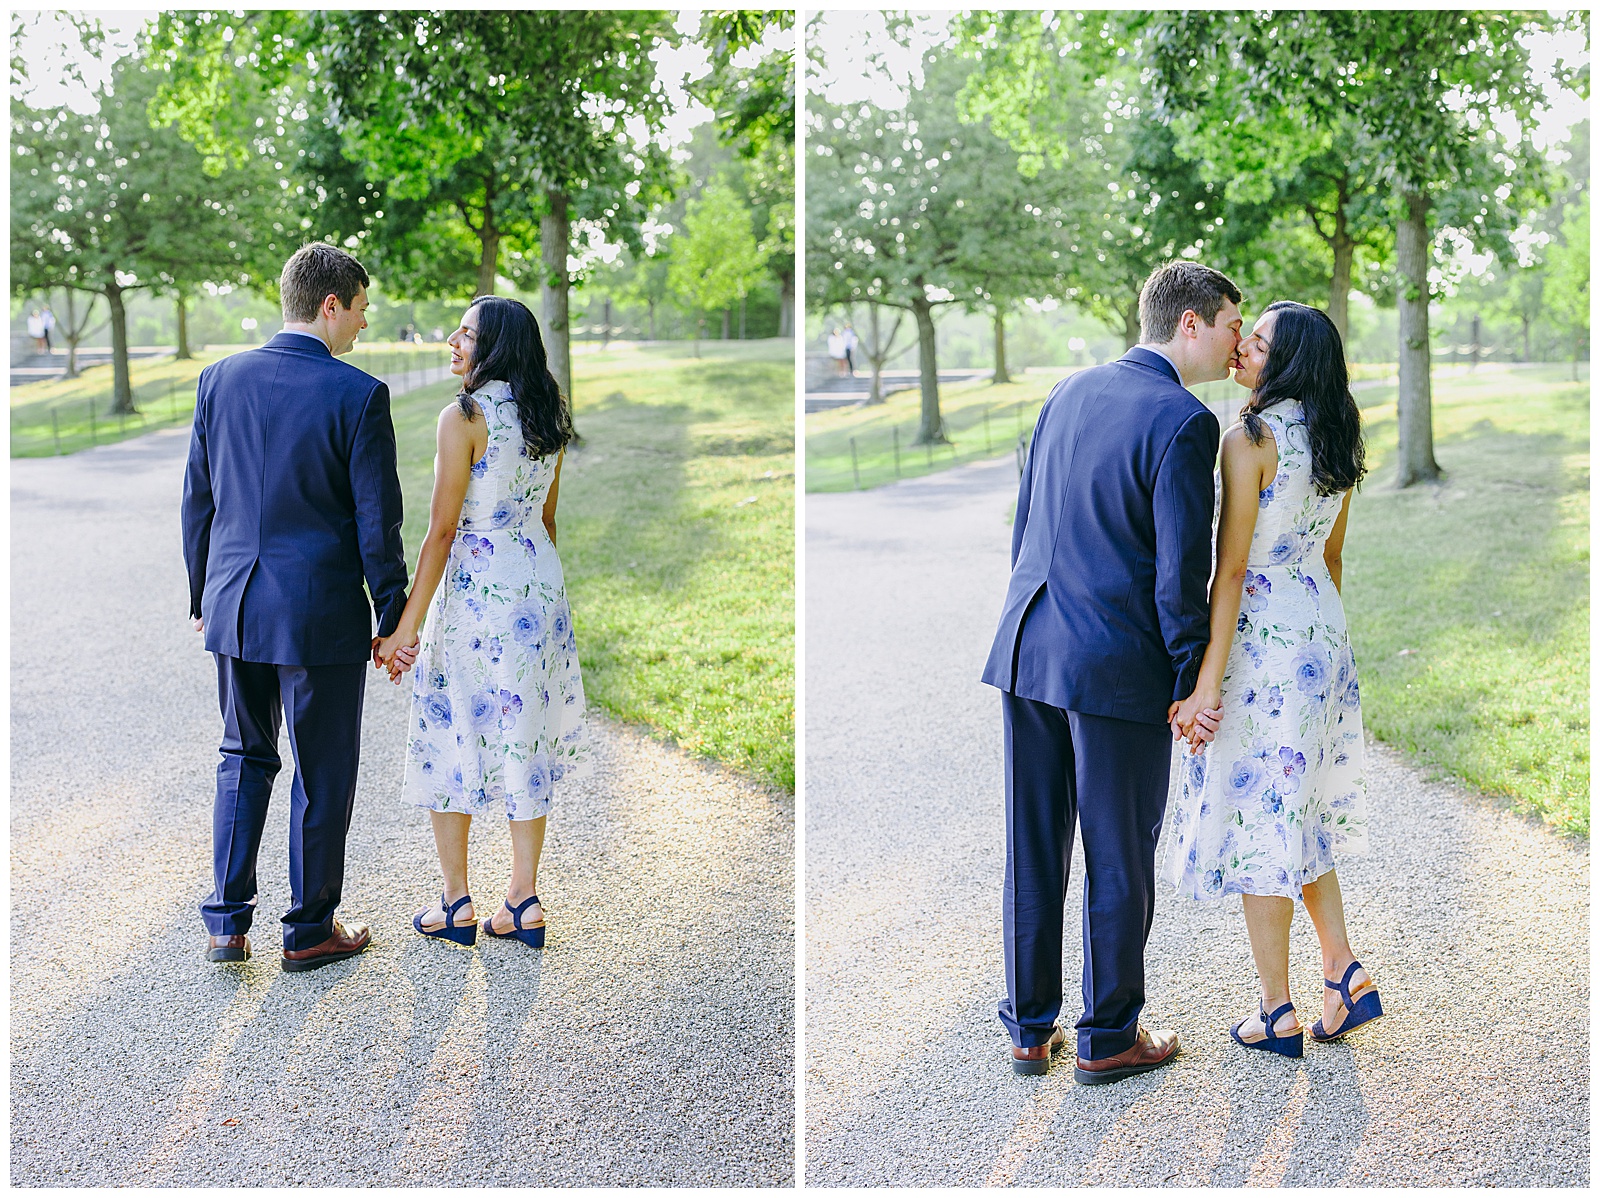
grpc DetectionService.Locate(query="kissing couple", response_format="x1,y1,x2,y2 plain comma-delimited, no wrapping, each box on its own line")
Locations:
984,261,1383,1081
183,242,590,972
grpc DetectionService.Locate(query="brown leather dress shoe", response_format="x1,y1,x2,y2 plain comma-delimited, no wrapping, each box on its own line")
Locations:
1011,1023,1068,1076
1074,1024,1179,1086
207,934,250,963
281,921,371,973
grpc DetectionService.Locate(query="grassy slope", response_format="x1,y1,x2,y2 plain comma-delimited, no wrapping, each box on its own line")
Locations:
1342,366,1589,834
392,340,795,791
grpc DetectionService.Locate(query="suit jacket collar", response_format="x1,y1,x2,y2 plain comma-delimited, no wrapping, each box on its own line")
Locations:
1121,345,1182,386
265,331,333,357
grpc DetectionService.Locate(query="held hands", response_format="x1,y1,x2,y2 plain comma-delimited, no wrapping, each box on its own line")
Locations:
1169,686,1223,748
372,631,420,685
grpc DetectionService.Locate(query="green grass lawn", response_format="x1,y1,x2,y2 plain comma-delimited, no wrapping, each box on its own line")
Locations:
10,341,447,457
1342,364,1589,834
392,339,795,791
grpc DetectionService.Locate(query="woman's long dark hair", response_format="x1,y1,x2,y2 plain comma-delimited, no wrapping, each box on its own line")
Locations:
456,295,573,459
1242,300,1366,495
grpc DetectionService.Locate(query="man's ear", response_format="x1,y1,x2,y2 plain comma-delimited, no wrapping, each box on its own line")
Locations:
1178,309,1201,340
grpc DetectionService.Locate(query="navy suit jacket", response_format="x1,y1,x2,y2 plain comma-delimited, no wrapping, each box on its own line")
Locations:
181,332,409,666
980,347,1219,725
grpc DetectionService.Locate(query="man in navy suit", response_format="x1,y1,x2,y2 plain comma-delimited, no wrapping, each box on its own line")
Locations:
982,261,1243,1081
182,243,410,971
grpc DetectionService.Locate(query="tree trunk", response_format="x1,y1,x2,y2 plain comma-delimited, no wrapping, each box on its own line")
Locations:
1469,313,1481,370
540,188,572,404
720,308,731,340
910,293,943,444
601,297,612,348
61,288,93,379
647,299,657,341
739,295,746,340
1329,236,1354,349
992,308,1011,384
777,269,794,337
868,303,885,404
693,317,703,359
476,220,500,297
1521,314,1531,362
1395,190,1440,487
175,292,192,360
106,281,136,414
1122,302,1140,350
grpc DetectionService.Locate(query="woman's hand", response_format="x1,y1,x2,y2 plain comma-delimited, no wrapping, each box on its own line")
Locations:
1171,683,1224,747
375,629,420,684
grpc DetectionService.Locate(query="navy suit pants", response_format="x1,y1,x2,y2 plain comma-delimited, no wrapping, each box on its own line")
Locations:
999,692,1172,1059
200,655,366,951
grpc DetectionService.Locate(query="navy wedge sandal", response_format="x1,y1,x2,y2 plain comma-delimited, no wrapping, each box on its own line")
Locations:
413,892,478,946
482,894,546,949
1311,961,1383,1042
1230,1000,1304,1058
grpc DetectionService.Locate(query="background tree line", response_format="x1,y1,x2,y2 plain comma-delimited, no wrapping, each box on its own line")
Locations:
806,9,1587,486
12,9,794,413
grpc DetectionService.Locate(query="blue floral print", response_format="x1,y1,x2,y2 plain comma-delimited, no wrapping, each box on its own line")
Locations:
1165,400,1367,901
402,381,591,819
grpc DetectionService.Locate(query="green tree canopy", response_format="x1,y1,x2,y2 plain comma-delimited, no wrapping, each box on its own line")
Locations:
667,178,766,352
1142,8,1587,485
12,42,282,411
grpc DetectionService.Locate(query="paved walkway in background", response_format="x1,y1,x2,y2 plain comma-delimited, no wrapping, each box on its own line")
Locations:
805,456,1588,1187
10,428,794,1186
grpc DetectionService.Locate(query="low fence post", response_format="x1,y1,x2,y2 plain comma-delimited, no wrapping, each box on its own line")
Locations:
850,436,860,491
170,377,177,422
893,426,901,479
51,409,60,456
89,397,96,446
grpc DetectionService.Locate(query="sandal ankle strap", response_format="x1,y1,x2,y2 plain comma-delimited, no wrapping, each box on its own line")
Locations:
1324,960,1366,1007
442,892,473,924
506,894,541,930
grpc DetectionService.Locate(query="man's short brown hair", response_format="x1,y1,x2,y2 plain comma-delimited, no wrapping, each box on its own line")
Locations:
1138,261,1242,343
279,242,370,323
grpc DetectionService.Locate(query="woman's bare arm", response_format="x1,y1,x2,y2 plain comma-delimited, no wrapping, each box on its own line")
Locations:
541,450,564,546
1323,489,1354,594
377,403,484,669
1173,422,1276,734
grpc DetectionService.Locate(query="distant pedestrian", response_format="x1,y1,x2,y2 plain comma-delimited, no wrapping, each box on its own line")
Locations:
828,327,848,377
842,322,858,374
27,310,45,353
41,306,56,352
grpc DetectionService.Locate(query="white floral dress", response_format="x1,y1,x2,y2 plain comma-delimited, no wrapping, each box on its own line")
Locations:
1164,399,1367,901
402,380,591,820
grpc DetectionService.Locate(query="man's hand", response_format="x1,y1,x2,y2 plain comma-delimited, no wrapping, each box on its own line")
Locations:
192,617,204,634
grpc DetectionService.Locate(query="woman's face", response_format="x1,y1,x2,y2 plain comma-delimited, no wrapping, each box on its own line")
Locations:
1233,309,1277,390
447,306,481,376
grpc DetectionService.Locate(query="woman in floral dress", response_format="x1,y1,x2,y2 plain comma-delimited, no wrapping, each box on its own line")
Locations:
1166,302,1383,1055
377,296,590,949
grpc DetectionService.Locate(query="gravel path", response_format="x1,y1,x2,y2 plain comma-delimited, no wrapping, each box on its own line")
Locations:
805,455,1588,1187
11,427,794,1186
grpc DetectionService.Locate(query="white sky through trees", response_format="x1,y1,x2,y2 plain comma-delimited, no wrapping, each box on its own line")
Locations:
807,10,1588,153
